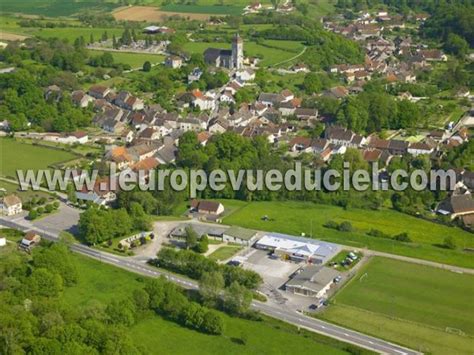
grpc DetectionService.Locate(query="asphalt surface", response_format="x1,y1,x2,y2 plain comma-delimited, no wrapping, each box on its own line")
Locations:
0,217,421,355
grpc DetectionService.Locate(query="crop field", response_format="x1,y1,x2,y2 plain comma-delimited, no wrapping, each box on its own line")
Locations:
183,40,305,67
223,200,474,268
88,49,164,68
0,138,77,179
63,252,368,355
1,0,119,17
319,257,474,354
113,6,220,22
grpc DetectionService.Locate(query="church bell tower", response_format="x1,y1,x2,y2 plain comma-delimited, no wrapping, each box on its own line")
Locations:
232,33,243,69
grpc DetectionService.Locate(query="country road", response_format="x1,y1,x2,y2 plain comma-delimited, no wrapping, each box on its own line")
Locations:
0,217,421,355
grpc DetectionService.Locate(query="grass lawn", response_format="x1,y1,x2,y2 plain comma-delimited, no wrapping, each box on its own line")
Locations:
64,252,369,354
208,244,242,262
0,180,53,201
183,40,305,67
319,257,474,354
223,200,474,268
0,138,77,179
327,250,362,271
88,49,165,68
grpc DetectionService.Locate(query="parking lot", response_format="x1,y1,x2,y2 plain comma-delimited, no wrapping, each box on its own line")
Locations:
242,249,301,289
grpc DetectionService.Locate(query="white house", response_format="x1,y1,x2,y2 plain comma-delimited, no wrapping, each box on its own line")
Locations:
407,142,434,156
235,68,255,82
0,195,22,216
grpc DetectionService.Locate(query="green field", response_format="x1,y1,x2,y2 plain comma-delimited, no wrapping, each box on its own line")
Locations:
0,138,77,179
223,200,474,268
0,180,53,201
64,252,369,354
208,245,242,261
319,257,474,354
183,40,305,67
88,49,165,68
1,0,119,17
161,4,244,15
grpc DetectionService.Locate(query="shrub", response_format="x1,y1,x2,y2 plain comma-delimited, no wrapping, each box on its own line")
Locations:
367,229,391,239
323,220,339,229
45,204,54,213
393,232,411,242
37,207,45,214
443,236,456,250
28,209,38,220
338,221,353,232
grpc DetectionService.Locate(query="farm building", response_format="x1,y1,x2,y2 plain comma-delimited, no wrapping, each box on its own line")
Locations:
222,226,258,246
285,265,340,298
190,200,225,215
255,233,340,264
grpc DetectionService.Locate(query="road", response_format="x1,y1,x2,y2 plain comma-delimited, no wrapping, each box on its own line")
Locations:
0,217,421,355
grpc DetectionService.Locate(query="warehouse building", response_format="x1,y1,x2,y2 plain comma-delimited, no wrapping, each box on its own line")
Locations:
254,233,340,264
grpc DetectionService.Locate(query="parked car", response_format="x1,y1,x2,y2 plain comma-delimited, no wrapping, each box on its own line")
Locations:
227,260,241,267
309,304,318,310
334,276,342,283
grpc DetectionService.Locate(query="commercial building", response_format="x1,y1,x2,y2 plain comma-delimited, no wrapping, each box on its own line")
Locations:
254,233,340,264
285,265,340,298
222,226,258,246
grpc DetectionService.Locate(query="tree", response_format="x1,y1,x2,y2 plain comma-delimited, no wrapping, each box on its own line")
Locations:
223,281,252,315
28,209,38,220
393,232,411,243
29,268,63,297
201,310,224,335
194,234,209,254
199,271,225,305
444,33,469,57
66,183,77,203
89,33,94,44
443,236,456,250
185,226,198,250
143,61,152,72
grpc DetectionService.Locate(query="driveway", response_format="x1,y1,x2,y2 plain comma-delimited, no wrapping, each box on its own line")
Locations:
32,203,80,235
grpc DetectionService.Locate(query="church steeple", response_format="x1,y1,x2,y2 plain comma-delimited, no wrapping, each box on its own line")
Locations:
232,33,244,69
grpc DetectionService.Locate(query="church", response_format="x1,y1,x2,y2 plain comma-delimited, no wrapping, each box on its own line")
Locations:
203,33,243,70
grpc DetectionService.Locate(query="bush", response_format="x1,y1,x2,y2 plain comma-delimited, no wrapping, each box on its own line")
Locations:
367,229,391,239
323,220,339,229
45,204,54,213
443,236,456,250
338,221,353,232
28,209,38,220
37,207,45,214
53,201,60,209
393,232,411,243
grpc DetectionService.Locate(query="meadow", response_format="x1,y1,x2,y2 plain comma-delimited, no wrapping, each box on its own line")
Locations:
1,0,118,17
319,257,474,354
0,180,53,201
0,138,77,179
64,252,369,354
223,200,474,268
183,40,305,67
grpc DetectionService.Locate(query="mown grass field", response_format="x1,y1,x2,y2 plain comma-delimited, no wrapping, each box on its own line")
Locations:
319,257,474,354
183,40,305,67
88,49,165,68
0,180,53,201
0,138,77,179
64,252,369,354
223,200,474,268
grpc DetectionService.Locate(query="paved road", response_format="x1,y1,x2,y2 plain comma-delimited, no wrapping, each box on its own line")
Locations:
0,217,421,355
